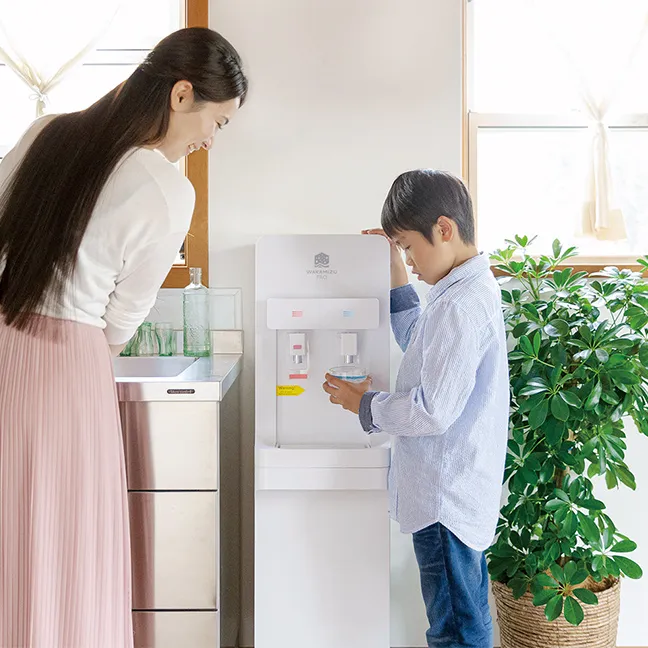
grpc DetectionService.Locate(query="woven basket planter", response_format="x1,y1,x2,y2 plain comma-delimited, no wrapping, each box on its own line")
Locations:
492,579,621,648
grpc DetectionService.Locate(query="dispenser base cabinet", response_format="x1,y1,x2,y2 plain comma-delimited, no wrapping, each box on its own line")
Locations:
119,385,240,648
255,235,392,647
256,490,390,648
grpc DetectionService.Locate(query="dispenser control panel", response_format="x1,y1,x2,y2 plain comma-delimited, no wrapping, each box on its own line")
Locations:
266,298,379,330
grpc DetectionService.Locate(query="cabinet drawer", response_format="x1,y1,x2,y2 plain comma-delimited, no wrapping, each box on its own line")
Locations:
130,492,218,610
133,611,219,648
121,401,218,490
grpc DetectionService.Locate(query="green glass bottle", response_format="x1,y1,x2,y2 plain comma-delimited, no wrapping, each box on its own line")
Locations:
183,267,211,357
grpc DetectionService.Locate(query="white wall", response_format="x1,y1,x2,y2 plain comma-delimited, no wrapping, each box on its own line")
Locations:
594,420,648,647
207,1,648,646
209,1,462,645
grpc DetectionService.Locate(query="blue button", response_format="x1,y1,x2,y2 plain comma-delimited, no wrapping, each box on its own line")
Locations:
343,310,353,317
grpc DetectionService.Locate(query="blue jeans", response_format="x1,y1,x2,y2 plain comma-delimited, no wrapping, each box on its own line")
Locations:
412,523,493,648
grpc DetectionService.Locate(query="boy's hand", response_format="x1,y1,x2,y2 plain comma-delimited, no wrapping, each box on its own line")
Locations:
362,228,408,288
323,374,372,414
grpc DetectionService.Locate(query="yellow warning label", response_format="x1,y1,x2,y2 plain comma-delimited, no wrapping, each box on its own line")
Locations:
276,385,305,396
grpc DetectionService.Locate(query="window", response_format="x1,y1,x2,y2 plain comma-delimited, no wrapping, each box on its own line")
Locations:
0,0,209,287
465,0,648,270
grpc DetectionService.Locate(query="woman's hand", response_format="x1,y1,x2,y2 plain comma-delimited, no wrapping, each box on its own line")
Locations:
323,374,373,415
362,228,408,289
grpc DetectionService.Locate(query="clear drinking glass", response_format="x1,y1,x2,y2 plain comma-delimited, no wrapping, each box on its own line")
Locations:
155,322,175,356
327,365,369,384
135,322,156,356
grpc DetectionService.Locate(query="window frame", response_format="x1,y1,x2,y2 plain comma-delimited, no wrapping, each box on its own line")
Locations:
462,0,647,273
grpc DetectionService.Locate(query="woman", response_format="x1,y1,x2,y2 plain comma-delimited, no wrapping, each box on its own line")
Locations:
0,27,247,648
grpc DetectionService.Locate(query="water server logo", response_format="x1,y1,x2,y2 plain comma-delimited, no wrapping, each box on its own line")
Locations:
307,252,336,277
314,252,329,268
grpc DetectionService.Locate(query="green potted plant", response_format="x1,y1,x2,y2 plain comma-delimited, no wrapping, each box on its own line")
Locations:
487,236,648,648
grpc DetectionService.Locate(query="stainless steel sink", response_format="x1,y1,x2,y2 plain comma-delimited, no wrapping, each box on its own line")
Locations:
113,356,198,379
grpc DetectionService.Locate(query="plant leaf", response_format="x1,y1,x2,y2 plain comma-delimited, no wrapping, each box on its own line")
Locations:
616,465,637,490
578,513,600,543
520,335,534,356
550,563,565,583
592,555,603,573
526,553,539,574
564,596,585,626
595,348,610,363
581,499,606,511
520,385,550,397
534,588,559,607
545,595,564,621
544,323,561,338
552,319,570,336
535,573,557,588
564,560,578,582
605,556,621,578
575,349,592,362
585,381,603,410
611,540,637,553
547,542,560,563
520,467,538,486
599,447,607,477
610,370,640,386
605,469,619,489
551,395,570,422
562,511,578,537
639,343,648,367
513,322,531,338
559,391,582,408
545,420,565,446
529,399,549,430
539,460,555,483
613,556,643,579
510,576,529,599
574,588,599,606
571,570,589,586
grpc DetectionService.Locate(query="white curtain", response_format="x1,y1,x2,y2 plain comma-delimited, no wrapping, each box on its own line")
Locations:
533,0,648,241
0,0,122,117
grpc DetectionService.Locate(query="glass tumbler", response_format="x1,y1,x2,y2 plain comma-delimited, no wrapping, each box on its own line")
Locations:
155,322,175,356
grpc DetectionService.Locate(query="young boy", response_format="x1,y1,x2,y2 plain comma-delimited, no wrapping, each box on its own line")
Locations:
323,169,509,648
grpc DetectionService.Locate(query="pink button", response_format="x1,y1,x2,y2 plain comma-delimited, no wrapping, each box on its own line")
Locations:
293,344,303,350
292,310,303,317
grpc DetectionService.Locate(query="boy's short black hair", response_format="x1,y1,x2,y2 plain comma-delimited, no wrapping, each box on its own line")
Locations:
381,169,475,245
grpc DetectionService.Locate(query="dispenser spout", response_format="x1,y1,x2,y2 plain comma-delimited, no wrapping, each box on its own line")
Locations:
339,332,358,365
289,333,307,365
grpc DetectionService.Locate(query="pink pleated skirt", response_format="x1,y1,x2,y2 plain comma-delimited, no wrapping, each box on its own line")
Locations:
0,316,133,648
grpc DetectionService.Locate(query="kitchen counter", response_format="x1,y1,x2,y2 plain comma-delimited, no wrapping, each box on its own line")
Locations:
116,352,243,647
114,354,242,402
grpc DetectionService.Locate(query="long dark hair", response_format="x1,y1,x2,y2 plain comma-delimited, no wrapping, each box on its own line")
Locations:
0,27,247,330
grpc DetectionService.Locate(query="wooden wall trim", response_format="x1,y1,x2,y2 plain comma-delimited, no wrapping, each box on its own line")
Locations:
163,0,210,288
461,0,468,182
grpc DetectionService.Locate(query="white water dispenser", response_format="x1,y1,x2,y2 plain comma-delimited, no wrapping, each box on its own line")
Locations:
255,234,391,648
